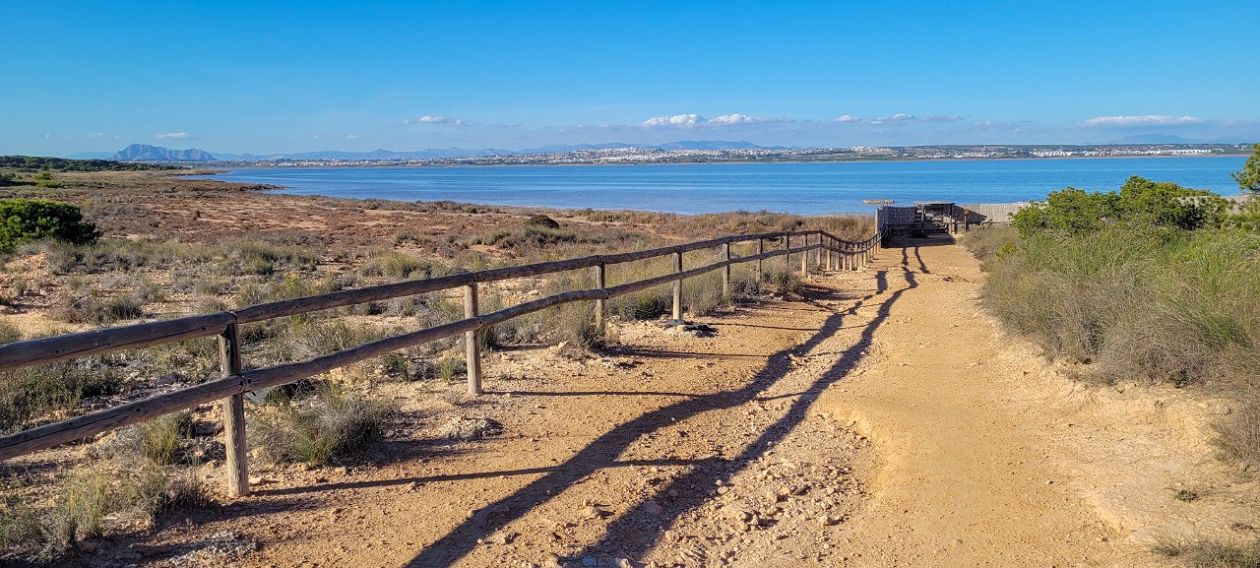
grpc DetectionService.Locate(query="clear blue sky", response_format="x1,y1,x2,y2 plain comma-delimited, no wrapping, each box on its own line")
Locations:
4,0,1258,156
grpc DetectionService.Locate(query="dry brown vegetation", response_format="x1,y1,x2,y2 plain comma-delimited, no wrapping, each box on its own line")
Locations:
0,170,871,562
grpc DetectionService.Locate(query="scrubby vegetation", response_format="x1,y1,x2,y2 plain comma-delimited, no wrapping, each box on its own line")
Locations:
966,174,1260,467
1,412,213,560
0,155,176,172
1156,540,1260,568
0,198,99,253
249,385,397,467
0,170,875,562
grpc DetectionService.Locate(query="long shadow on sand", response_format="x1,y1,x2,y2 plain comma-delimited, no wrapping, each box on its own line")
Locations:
402,243,926,567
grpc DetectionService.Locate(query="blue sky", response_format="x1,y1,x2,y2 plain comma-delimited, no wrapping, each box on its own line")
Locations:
4,1,1258,155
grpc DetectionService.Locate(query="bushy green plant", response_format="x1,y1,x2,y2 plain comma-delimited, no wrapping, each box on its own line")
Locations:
0,198,99,253
1011,177,1224,237
1235,143,1260,194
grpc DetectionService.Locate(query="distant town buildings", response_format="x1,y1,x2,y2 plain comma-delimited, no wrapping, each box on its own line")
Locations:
220,143,1249,168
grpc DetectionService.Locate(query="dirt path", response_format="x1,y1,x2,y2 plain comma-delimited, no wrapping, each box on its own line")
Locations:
817,239,1120,566
121,238,1257,567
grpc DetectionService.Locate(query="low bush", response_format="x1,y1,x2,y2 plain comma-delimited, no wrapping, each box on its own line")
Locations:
0,198,99,253
973,178,1260,466
0,321,20,344
4,462,212,560
524,214,560,230
960,225,1018,262
53,289,147,324
1156,539,1260,568
249,386,396,467
106,411,195,466
358,249,439,280
0,359,120,434
1218,393,1260,468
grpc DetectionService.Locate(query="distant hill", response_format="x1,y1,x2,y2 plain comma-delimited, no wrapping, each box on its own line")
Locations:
113,144,216,162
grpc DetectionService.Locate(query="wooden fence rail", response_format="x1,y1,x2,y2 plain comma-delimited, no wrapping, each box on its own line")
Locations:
0,228,880,496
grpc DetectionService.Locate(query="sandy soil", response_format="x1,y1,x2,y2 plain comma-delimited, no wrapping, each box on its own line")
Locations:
55,237,1260,566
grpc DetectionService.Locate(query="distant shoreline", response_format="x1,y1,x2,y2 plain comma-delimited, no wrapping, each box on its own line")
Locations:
189,152,1251,171
189,155,1249,216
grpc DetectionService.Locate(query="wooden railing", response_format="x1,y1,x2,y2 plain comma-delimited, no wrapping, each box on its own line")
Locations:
0,229,880,496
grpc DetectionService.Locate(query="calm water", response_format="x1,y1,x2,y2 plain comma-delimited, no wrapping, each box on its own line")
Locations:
206,156,1247,215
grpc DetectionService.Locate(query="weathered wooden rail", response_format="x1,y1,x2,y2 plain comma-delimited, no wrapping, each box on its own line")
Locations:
0,229,880,496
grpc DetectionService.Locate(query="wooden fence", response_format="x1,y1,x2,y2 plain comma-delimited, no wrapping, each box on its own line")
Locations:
0,229,880,496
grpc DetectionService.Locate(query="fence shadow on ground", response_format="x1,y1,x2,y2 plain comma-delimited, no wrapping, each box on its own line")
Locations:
402,244,925,567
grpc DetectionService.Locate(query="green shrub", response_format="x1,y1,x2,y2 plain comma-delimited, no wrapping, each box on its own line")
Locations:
0,198,99,253
1012,177,1225,237
1235,143,1260,194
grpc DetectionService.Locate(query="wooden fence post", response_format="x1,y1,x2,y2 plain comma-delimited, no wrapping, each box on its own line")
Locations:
756,238,764,293
218,323,248,497
593,263,605,332
815,234,822,269
785,235,792,274
800,235,809,277
671,250,683,323
464,283,481,395
722,242,731,301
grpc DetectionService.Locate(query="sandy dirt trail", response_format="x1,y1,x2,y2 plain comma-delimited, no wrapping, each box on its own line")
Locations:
817,238,1119,566
126,238,1258,567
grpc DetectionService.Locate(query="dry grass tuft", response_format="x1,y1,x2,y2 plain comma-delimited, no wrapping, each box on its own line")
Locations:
1155,540,1260,568
249,385,397,467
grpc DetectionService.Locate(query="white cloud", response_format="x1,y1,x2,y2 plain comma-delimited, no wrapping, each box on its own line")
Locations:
1082,115,1202,127
404,115,465,126
155,132,192,140
868,113,916,125
643,113,702,127
346,134,360,139
86,132,105,139
708,113,763,125
642,113,785,127
841,113,960,126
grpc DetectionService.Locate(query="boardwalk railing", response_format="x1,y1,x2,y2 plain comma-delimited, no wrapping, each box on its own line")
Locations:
0,229,880,496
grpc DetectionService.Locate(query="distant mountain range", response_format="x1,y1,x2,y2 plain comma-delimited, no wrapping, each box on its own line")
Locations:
97,140,781,163
113,144,217,162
